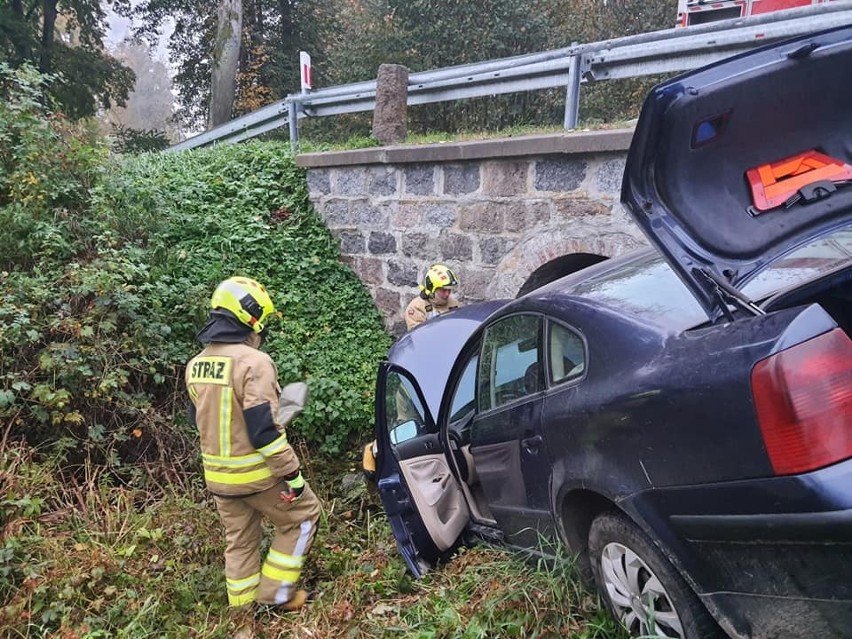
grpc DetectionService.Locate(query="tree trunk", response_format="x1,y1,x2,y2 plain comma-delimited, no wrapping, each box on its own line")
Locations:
39,0,58,74
209,0,243,129
8,0,29,62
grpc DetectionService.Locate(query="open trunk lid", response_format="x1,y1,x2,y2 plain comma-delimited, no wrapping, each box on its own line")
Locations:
622,25,852,319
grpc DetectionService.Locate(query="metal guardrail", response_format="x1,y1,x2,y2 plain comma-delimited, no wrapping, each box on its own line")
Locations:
167,2,852,153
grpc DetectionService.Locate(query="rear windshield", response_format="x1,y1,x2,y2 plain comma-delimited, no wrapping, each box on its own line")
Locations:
570,251,709,330
742,227,852,300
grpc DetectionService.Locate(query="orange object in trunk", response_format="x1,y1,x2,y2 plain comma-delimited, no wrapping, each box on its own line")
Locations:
746,150,852,212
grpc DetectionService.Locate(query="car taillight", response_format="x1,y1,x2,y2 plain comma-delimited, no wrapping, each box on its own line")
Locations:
751,328,852,476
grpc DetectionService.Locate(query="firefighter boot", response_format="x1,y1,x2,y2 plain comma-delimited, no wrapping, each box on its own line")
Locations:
278,589,308,612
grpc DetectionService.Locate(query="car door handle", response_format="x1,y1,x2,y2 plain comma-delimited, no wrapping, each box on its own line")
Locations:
432,474,450,488
521,434,542,454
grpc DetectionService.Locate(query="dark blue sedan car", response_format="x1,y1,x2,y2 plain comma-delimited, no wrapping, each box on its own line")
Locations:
370,26,852,639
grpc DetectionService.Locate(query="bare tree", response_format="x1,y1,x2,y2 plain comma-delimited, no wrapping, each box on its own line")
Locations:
209,0,242,128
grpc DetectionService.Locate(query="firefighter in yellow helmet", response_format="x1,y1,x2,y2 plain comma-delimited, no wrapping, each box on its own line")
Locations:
404,264,461,331
185,277,321,634
364,265,463,481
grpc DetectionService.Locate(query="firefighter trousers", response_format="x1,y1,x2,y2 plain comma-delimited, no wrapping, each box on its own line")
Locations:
214,481,321,607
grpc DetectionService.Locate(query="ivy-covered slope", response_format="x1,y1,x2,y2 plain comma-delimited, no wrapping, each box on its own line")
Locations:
96,143,393,454
1,70,391,477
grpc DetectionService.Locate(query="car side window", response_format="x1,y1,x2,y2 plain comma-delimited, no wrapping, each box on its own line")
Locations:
549,322,586,384
385,371,428,445
449,353,478,425
477,315,543,412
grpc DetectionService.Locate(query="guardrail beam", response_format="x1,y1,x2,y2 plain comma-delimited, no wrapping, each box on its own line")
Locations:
167,4,852,152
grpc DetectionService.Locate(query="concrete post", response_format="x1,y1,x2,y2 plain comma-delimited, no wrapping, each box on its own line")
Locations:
372,64,409,145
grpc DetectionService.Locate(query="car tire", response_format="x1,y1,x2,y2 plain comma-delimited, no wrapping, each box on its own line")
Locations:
588,511,726,639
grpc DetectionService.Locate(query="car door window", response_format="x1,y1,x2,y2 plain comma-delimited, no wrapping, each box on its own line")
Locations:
449,353,478,425
549,322,586,384
477,315,543,412
385,371,429,445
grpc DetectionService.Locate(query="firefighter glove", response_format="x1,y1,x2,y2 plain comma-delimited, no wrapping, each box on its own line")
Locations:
279,470,305,503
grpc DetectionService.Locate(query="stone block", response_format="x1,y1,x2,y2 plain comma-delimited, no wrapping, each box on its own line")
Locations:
374,286,403,317
390,319,408,337
535,158,587,192
351,256,385,286
422,204,456,229
368,231,397,254
351,200,391,230
553,198,609,219
481,160,529,196
318,199,352,227
333,167,369,196
443,164,480,195
333,229,365,254
393,202,423,229
479,236,516,265
402,232,437,259
594,158,626,197
307,169,330,196
459,202,504,234
504,200,552,233
387,259,419,287
440,233,473,261
457,267,495,303
404,165,436,196
369,167,398,196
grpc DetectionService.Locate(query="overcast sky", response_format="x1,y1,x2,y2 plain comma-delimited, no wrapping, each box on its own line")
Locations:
105,5,173,65
105,9,130,47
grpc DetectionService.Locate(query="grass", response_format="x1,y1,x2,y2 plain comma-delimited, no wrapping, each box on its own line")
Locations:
298,119,638,154
0,442,628,639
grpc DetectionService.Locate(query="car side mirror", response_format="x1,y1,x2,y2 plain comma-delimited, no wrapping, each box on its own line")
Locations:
390,419,418,445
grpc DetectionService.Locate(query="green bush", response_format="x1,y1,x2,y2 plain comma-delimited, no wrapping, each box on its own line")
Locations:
0,63,108,271
111,124,172,155
1,67,392,487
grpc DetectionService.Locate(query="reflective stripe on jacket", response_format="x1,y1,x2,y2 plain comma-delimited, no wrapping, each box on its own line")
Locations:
186,342,301,496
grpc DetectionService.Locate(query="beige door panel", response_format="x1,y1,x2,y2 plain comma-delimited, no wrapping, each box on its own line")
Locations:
457,443,495,523
398,453,470,551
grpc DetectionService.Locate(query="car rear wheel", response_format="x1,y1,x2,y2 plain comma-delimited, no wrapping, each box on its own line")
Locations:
589,511,725,639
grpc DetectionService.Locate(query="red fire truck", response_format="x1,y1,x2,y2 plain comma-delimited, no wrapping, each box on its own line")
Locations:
677,0,835,27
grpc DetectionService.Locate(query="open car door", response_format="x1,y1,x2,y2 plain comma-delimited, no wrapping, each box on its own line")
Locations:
374,362,470,577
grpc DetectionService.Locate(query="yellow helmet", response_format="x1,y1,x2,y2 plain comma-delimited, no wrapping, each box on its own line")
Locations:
421,264,459,297
210,276,275,334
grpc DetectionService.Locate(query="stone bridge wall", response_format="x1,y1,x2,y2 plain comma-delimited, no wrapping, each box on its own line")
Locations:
296,129,646,334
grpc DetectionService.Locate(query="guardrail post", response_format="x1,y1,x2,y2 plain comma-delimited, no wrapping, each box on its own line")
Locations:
288,100,300,154
564,53,581,130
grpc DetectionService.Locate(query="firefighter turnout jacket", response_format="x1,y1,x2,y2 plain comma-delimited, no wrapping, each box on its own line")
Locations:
186,342,300,496
186,339,321,608
404,294,460,331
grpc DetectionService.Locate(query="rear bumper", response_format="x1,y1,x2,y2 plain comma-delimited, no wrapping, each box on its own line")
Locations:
628,459,852,639
686,522,852,639
670,506,852,543
700,591,852,639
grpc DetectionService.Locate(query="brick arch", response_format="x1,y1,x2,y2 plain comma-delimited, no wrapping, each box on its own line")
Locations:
517,253,609,297
490,230,646,298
